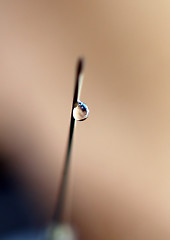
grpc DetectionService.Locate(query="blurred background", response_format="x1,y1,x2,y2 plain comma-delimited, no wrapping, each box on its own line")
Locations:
0,0,170,239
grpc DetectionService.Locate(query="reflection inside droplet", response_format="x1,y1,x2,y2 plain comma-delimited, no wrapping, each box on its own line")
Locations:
73,101,89,121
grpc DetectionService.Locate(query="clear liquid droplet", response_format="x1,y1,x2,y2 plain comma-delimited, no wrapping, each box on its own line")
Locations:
73,101,89,121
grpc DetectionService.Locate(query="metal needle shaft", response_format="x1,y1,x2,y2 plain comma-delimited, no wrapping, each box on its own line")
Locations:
53,58,84,223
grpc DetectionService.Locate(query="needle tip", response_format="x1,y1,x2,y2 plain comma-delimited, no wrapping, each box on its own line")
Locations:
77,57,85,76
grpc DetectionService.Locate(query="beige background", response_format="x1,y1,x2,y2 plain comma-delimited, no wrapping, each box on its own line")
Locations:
0,1,170,239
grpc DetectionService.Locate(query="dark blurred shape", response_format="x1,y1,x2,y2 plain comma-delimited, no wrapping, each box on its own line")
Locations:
0,152,42,238
1,230,47,240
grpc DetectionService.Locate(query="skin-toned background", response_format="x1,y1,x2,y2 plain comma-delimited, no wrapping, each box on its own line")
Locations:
0,1,170,239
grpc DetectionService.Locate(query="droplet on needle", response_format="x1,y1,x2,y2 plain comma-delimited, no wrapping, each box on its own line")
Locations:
73,101,89,121
53,58,89,225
